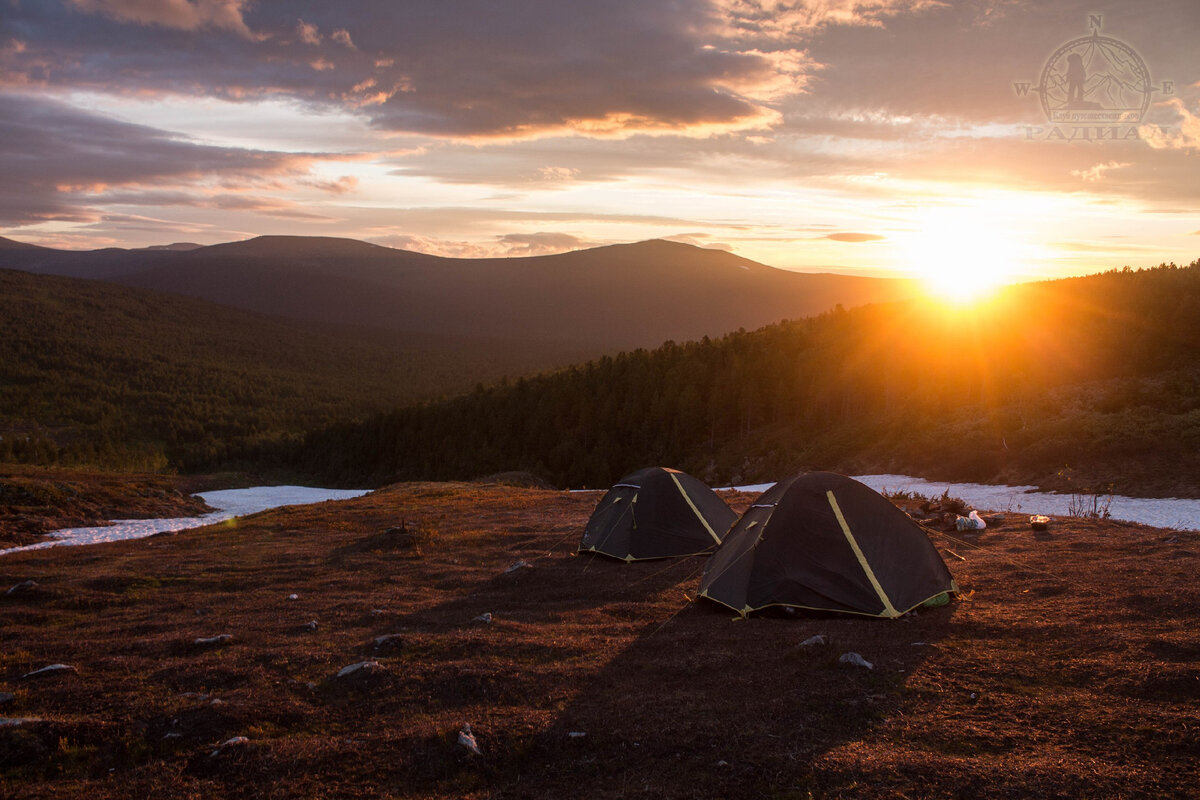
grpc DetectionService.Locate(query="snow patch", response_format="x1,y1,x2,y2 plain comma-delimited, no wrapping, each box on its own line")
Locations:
1,486,369,556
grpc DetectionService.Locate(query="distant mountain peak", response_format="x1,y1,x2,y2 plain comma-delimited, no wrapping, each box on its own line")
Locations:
140,242,204,252
197,234,403,259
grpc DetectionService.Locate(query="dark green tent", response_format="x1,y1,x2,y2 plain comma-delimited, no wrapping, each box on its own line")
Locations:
580,467,737,561
699,472,956,618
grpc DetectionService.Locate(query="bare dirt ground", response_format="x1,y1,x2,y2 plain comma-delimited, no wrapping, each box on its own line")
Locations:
2,481,1197,798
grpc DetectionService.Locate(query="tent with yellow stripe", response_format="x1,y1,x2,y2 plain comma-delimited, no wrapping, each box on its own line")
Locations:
580,467,737,561
699,472,956,618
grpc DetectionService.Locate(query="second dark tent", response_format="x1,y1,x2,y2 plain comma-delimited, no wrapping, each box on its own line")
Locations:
580,467,737,561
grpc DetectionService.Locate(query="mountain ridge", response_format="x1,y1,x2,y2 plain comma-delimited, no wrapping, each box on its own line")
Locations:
0,235,918,352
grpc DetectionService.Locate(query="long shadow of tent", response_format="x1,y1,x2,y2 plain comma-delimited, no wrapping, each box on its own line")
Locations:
512,592,958,796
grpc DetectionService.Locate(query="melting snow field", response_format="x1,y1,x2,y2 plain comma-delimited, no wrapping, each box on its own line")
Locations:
719,475,1200,531
855,475,1200,531
1,486,369,556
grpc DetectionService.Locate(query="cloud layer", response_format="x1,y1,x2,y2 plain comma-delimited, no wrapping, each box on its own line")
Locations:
1,0,1198,273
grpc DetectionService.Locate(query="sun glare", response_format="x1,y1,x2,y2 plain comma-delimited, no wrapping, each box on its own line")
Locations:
899,207,1027,302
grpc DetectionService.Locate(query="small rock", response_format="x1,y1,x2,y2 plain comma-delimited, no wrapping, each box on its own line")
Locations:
458,723,482,755
287,593,300,601
210,736,249,757
969,692,978,701
503,560,532,574
911,641,928,647
717,760,730,767
567,731,586,739
6,580,38,595
0,717,42,728
370,609,385,616
303,620,318,631
798,634,826,647
335,661,381,680
839,652,873,670
472,612,493,624
193,634,233,647
21,664,76,680
373,633,404,650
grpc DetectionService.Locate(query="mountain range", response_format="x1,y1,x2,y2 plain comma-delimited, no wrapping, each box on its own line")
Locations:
0,235,917,352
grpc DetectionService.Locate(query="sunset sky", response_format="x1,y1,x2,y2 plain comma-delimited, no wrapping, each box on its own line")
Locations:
2,0,1198,282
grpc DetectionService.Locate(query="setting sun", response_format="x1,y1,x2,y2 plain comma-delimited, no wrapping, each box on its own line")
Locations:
899,207,1029,301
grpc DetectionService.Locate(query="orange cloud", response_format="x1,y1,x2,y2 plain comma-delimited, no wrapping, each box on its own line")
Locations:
68,0,254,38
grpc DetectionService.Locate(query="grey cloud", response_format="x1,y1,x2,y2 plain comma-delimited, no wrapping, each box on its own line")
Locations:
496,232,591,256
0,92,318,226
2,1,801,138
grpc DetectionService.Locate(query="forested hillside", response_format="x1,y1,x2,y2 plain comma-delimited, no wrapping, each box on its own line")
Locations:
0,269,561,471
289,261,1200,496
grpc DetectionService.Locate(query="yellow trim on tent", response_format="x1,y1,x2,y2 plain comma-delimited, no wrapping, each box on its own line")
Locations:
826,490,900,619
668,472,722,544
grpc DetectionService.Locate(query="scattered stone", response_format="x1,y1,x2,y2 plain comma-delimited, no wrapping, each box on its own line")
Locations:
503,560,532,574
798,634,826,647
717,760,730,768
210,736,249,757
287,593,300,601
457,723,482,755
6,580,38,595
21,664,76,680
335,661,381,680
370,609,385,616
567,731,586,739
969,692,978,701
839,652,873,670
911,642,928,647
303,620,318,631
0,692,15,706
983,513,1005,527
179,692,211,702
373,633,404,650
472,612,493,624
193,634,233,648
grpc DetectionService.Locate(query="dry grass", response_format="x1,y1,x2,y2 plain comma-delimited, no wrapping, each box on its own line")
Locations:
0,466,212,546
1,482,1197,798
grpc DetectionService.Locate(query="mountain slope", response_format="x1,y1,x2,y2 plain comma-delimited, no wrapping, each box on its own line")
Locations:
286,261,1200,496
0,268,570,471
0,235,918,351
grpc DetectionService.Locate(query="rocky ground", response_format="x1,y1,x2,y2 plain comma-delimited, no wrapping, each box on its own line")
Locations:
2,481,1197,798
